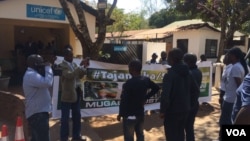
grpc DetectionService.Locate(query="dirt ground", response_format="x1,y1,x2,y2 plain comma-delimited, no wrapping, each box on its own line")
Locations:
1,87,221,141
84,87,221,141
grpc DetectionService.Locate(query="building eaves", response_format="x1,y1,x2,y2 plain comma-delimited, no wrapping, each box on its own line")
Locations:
123,19,220,40
177,23,220,32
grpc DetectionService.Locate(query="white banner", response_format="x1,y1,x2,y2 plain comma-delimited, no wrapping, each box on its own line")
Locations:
51,58,212,119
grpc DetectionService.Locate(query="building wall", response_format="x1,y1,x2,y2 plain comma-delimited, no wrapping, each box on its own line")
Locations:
0,0,96,57
173,27,220,62
142,42,166,64
0,24,15,58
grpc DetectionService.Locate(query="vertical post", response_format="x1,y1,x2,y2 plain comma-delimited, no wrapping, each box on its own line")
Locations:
214,63,223,88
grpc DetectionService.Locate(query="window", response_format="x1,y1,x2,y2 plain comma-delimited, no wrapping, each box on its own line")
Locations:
205,39,218,58
177,39,188,54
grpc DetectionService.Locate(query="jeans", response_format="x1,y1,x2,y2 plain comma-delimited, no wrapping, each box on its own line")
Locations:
60,98,81,141
27,112,50,141
122,116,144,141
219,100,234,140
164,112,188,141
185,103,199,141
219,101,234,125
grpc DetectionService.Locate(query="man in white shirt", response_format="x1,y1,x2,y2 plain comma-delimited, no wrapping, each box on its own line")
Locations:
23,54,54,141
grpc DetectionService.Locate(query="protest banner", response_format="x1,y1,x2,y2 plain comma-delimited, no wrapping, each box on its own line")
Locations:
51,58,212,119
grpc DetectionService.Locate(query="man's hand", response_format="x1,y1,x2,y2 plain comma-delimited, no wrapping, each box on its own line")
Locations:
44,62,52,67
219,98,223,105
159,113,165,119
80,57,90,68
117,115,121,121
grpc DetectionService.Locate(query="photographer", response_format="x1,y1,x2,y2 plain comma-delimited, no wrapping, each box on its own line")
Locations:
23,54,54,141
59,46,89,141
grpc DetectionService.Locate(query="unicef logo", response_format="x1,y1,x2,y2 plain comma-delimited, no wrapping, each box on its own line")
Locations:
53,8,63,15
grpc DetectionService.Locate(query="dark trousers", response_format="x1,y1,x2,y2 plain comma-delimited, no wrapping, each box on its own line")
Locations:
219,90,225,109
164,112,188,141
185,103,199,141
122,116,144,141
27,112,50,141
60,98,81,141
219,101,234,140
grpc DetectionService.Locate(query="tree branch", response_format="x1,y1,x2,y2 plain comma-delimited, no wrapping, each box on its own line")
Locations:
72,0,92,43
107,0,117,18
59,0,82,38
239,5,250,23
197,2,220,18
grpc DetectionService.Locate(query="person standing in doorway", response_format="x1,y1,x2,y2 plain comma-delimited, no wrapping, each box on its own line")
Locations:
117,59,160,141
59,46,89,141
23,54,54,141
183,53,202,141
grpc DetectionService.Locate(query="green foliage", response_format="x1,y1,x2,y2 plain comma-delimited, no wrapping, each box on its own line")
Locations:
125,12,149,30
106,8,126,32
148,8,192,28
107,7,149,32
99,51,111,59
241,21,250,34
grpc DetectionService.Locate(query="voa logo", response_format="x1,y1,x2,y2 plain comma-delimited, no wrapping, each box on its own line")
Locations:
226,129,246,136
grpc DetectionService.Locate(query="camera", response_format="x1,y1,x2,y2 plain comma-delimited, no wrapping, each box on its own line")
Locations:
34,63,46,76
52,64,62,76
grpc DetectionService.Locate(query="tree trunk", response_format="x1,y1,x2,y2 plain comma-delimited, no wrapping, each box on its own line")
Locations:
59,0,117,60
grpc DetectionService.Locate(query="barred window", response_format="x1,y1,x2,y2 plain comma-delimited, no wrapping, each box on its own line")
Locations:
205,39,218,58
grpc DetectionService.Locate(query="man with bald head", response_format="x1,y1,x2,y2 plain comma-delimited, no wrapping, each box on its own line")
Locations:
23,54,54,141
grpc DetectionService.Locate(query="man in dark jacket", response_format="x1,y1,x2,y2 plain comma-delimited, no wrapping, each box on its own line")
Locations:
160,48,199,141
183,53,202,141
117,59,160,141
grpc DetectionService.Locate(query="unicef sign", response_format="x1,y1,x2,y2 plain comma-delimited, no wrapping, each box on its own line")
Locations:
26,4,65,21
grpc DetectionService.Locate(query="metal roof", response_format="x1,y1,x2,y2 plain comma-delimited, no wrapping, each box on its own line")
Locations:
123,19,218,40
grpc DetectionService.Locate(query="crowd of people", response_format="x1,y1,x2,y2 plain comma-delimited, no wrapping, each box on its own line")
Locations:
21,44,250,141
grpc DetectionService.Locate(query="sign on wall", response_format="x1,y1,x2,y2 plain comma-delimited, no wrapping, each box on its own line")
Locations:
26,4,65,21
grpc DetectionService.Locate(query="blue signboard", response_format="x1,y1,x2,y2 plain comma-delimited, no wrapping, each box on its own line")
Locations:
26,4,65,21
114,46,127,52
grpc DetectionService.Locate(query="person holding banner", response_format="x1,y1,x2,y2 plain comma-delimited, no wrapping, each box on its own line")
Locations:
59,47,89,141
183,53,202,141
117,59,160,141
160,48,199,141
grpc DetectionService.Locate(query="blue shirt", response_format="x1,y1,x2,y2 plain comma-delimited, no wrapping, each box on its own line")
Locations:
23,66,53,118
232,74,250,122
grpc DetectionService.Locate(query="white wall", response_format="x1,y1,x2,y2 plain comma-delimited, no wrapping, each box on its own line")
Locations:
0,0,64,23
142,42,166,64
173,27,220,63
0,0,96,56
